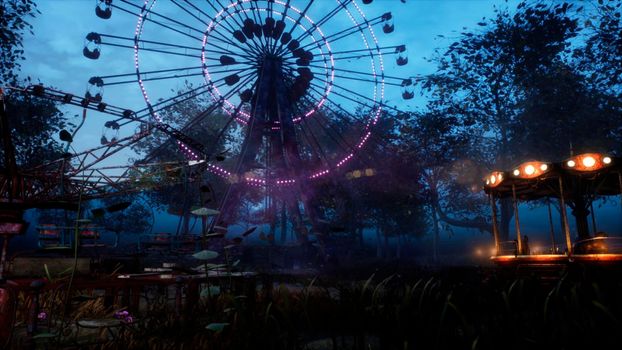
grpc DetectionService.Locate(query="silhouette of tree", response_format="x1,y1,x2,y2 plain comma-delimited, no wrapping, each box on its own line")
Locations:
415,1,622,241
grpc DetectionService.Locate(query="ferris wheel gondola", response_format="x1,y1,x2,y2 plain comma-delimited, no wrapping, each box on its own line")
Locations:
81,0,412,188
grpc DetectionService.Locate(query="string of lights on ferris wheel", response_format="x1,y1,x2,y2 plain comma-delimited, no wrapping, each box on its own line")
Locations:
84,0,412,187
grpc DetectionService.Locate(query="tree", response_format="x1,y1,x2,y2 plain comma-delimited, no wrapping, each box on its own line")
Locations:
91,194,153,248
1,93,70,169
399,110,488,261
0,0,39,85
132,82,240,235
577,1,622,100
416,1,621,241
1,0,69,171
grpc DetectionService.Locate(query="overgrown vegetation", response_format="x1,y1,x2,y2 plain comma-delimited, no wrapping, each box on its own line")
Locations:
8,267,622,349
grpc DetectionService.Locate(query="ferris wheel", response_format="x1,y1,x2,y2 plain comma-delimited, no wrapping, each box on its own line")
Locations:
83,0,412,189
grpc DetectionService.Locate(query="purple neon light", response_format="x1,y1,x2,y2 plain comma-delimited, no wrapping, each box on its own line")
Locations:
132,0,385,186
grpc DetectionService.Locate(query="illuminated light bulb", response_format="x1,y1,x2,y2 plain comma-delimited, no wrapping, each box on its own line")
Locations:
486,179,490,185
498,174,503,181
540,164,548,171
567,160,576,167
582,156,596,167
490,175,496,184
603,156,612,164
353,170,362,178
524,165,535,175
513,169,520,176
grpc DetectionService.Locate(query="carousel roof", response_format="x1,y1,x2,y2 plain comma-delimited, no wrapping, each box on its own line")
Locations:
483,153,621,200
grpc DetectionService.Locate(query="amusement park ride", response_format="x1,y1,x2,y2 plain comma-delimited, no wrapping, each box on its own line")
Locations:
484,152,622,265
0,0,413,274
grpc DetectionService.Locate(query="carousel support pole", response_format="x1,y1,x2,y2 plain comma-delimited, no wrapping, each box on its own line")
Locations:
511,184,523,255
489,193,500,255
558,177,573,255
590,201,597,234
546,200,557,253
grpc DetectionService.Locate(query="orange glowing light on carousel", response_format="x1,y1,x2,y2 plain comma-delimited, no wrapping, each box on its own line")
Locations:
564,153,612,172
511,161,550,179
484,171,504,188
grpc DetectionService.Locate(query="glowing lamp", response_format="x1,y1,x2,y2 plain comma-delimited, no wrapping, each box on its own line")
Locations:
512,161,550,179
564,153,611,172
485,171,504,188
582,156,596,167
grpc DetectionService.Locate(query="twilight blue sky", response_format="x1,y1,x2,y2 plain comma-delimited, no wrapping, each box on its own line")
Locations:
20,0,523,171
13,1,621,250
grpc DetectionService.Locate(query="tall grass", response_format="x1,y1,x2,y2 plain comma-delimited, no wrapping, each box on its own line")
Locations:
7,266,622,349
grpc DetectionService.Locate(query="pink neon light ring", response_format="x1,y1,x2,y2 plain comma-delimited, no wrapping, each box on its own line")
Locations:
132,0,385,186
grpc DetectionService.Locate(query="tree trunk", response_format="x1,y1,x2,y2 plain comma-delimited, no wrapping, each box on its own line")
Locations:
280,201,287,243
376,224,382,259
572,196,590,240
499,197,513,242
431,205,440,264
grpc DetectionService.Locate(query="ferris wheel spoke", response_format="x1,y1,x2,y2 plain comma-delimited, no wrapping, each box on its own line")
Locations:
81,0,403,187
331,74,402,87
296,14,384,52
307,63,405,82
112,3,202,43
100,33,201,53
119,0,205,37
137,70,256,120
181,73,256,133
99,33,255,60
100,66,202,79
309,80,379,111
293,104,340,170
101,42,200,59
306,85,400,155
305,84,375,128
212,0,265,51
172,0,262,55
188,0,262,55
169,0,210,27
241,3,270,53
104,72,205,87
329,45,401,57
293,0,353,45
299,95,358,155
133,83,212,116
310,78,402,115
322,52,393,62
273,0,314,54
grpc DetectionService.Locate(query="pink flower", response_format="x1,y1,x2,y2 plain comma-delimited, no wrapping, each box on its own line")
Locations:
37,311,47,321
114,310,129,319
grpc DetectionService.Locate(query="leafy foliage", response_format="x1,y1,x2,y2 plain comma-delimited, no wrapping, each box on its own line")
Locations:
414,1,622,240
1,93,69,169
0,0,39,84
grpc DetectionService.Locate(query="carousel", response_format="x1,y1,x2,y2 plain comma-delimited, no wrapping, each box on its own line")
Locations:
484,152,622,265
